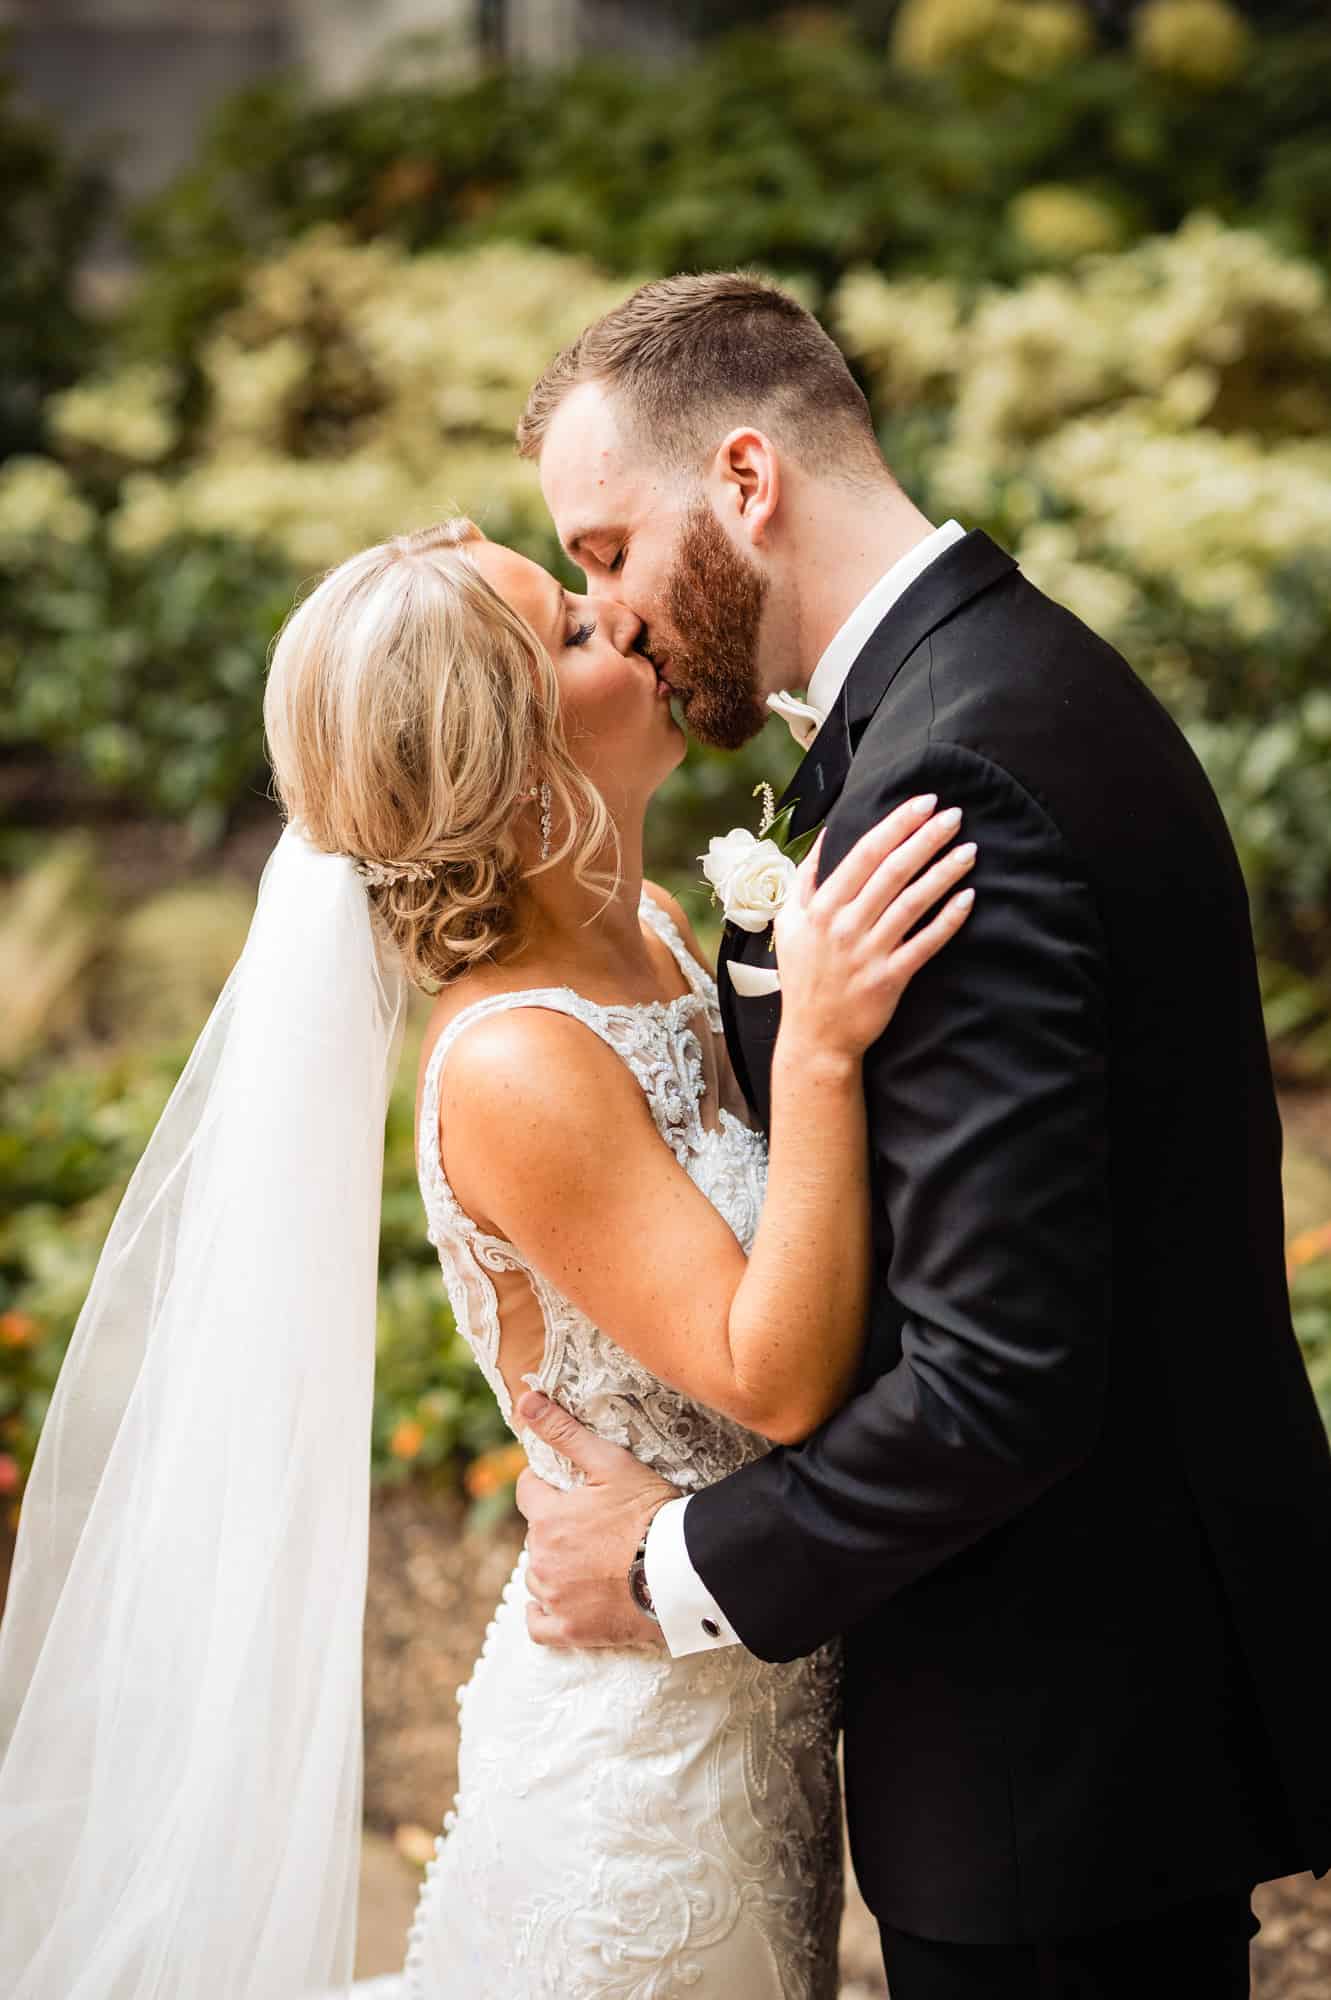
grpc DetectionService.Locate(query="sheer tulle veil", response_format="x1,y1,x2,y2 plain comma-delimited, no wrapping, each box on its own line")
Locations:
0,823,408,1998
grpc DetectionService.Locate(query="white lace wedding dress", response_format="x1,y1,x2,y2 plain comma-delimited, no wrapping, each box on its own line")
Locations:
364,892,843,2000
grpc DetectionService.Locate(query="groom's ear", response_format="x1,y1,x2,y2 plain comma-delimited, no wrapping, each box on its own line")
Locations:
713,428,780,547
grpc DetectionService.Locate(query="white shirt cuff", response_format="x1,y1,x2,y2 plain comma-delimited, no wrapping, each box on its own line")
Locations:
643,1495,740,1657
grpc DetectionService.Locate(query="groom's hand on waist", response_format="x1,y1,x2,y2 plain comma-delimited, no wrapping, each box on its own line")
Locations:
515,1391,676,1651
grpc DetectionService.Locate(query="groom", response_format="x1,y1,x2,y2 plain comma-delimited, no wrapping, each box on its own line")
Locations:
509,272,1331,1995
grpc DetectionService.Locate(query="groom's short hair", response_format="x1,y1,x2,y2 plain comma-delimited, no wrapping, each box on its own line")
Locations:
517,270,885,483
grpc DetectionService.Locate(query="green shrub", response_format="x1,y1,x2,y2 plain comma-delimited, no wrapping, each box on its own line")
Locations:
0,521,294,842
0,1054,174,1512
4,216,1326,1059
836,220,1331,1062
65,233,632,574
0,231,800,861
0,70,108,458
122,19,1331,382
0,1037,508,1511
0,836,105,1067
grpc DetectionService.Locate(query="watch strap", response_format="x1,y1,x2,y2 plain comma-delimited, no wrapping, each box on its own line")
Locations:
628,1533,660,1624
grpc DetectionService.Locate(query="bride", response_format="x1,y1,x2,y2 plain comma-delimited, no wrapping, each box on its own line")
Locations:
0,518,974,1999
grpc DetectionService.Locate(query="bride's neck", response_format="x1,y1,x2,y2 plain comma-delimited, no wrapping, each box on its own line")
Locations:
510,815,653,982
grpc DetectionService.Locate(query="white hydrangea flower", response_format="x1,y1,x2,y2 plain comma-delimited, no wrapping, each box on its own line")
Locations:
52,364,177,465
1133,0,1251,88
95,234,641,566
0,457,96,556
834,219,1331,649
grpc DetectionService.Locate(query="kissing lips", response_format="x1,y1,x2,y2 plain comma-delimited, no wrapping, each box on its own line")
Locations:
639,642,690,707
651,655,691,707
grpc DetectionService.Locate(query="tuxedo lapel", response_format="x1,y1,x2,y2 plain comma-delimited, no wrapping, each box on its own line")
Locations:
776,531,1016,839
722,533,1016,1123
716,920,757,1118
777,684,854,841
717,914,783,1120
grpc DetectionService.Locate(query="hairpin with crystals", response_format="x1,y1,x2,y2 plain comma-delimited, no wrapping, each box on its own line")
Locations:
353,855,439,889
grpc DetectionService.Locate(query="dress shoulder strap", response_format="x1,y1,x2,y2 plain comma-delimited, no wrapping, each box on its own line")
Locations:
638,889,723,1034
416,987,636,1192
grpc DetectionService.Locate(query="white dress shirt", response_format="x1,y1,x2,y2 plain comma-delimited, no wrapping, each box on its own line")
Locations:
645,517,966,1658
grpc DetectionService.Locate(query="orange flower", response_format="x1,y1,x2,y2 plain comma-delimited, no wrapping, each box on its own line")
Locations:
389,1418,425,1461
464,1442,528,1499
0,1454,20,1496
1288,1222,1331,1275
0,1311,38,1349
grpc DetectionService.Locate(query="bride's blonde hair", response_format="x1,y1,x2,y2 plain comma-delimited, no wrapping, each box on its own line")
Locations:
264,518,615,989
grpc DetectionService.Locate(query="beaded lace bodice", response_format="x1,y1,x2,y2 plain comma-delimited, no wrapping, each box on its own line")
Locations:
416,891,773,1494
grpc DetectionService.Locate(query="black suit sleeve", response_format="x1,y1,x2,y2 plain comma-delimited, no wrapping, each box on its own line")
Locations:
684,737,1113,1662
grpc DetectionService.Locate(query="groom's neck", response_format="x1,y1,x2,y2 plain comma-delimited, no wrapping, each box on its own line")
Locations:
775,481,938,693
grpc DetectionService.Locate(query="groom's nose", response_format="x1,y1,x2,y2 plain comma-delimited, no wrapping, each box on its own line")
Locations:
609,601,645,656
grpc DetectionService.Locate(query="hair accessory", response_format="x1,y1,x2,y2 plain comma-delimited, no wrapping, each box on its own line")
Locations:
353,855,438,889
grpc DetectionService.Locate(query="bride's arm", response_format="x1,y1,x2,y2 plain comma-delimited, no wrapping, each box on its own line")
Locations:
440,797,974,1446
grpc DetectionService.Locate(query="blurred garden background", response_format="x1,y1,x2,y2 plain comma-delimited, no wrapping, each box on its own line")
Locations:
1,0,1330,1990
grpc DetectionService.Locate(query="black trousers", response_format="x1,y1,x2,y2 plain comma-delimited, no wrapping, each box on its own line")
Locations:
879,1889,1260,1999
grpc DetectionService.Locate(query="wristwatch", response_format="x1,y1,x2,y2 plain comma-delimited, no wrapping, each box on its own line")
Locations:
628,1533,660,1625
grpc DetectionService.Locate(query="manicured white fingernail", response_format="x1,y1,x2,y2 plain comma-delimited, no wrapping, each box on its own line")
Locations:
956,842,977,861
954,888,975,907
911,793,938,813
938,807,963,830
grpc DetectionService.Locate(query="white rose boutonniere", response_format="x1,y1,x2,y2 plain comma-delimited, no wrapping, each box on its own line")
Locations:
699,785,823,952
701,828,795,933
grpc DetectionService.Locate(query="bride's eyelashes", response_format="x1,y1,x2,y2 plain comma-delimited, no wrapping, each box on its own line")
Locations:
566,616,597,649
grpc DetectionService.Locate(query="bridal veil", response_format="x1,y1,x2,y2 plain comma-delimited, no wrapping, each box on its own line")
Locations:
0,825,407,1998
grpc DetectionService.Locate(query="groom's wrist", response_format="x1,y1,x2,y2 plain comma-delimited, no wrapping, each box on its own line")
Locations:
643,1496,739,1656
628,1532,660,1624
627,1494,674,1623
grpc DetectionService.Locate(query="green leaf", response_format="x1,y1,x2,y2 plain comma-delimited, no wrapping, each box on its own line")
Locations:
762,801,800,848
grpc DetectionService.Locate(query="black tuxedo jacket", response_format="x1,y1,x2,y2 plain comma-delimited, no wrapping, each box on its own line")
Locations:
695,531,1331,1943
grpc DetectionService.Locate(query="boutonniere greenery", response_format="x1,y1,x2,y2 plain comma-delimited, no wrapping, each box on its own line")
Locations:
751,783,822,864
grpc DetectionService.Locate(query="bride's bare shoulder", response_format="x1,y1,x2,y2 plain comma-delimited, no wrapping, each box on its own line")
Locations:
422,973,630,1103
430,1002,654,1230
439,1000,623,1096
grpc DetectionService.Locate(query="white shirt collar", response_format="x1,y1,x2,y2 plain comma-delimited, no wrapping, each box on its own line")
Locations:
805,518,967,719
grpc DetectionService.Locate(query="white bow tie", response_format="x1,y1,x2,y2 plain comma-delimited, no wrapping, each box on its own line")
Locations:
766,688,824,750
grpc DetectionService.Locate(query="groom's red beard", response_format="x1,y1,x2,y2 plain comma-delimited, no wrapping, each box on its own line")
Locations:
651,501,771,751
